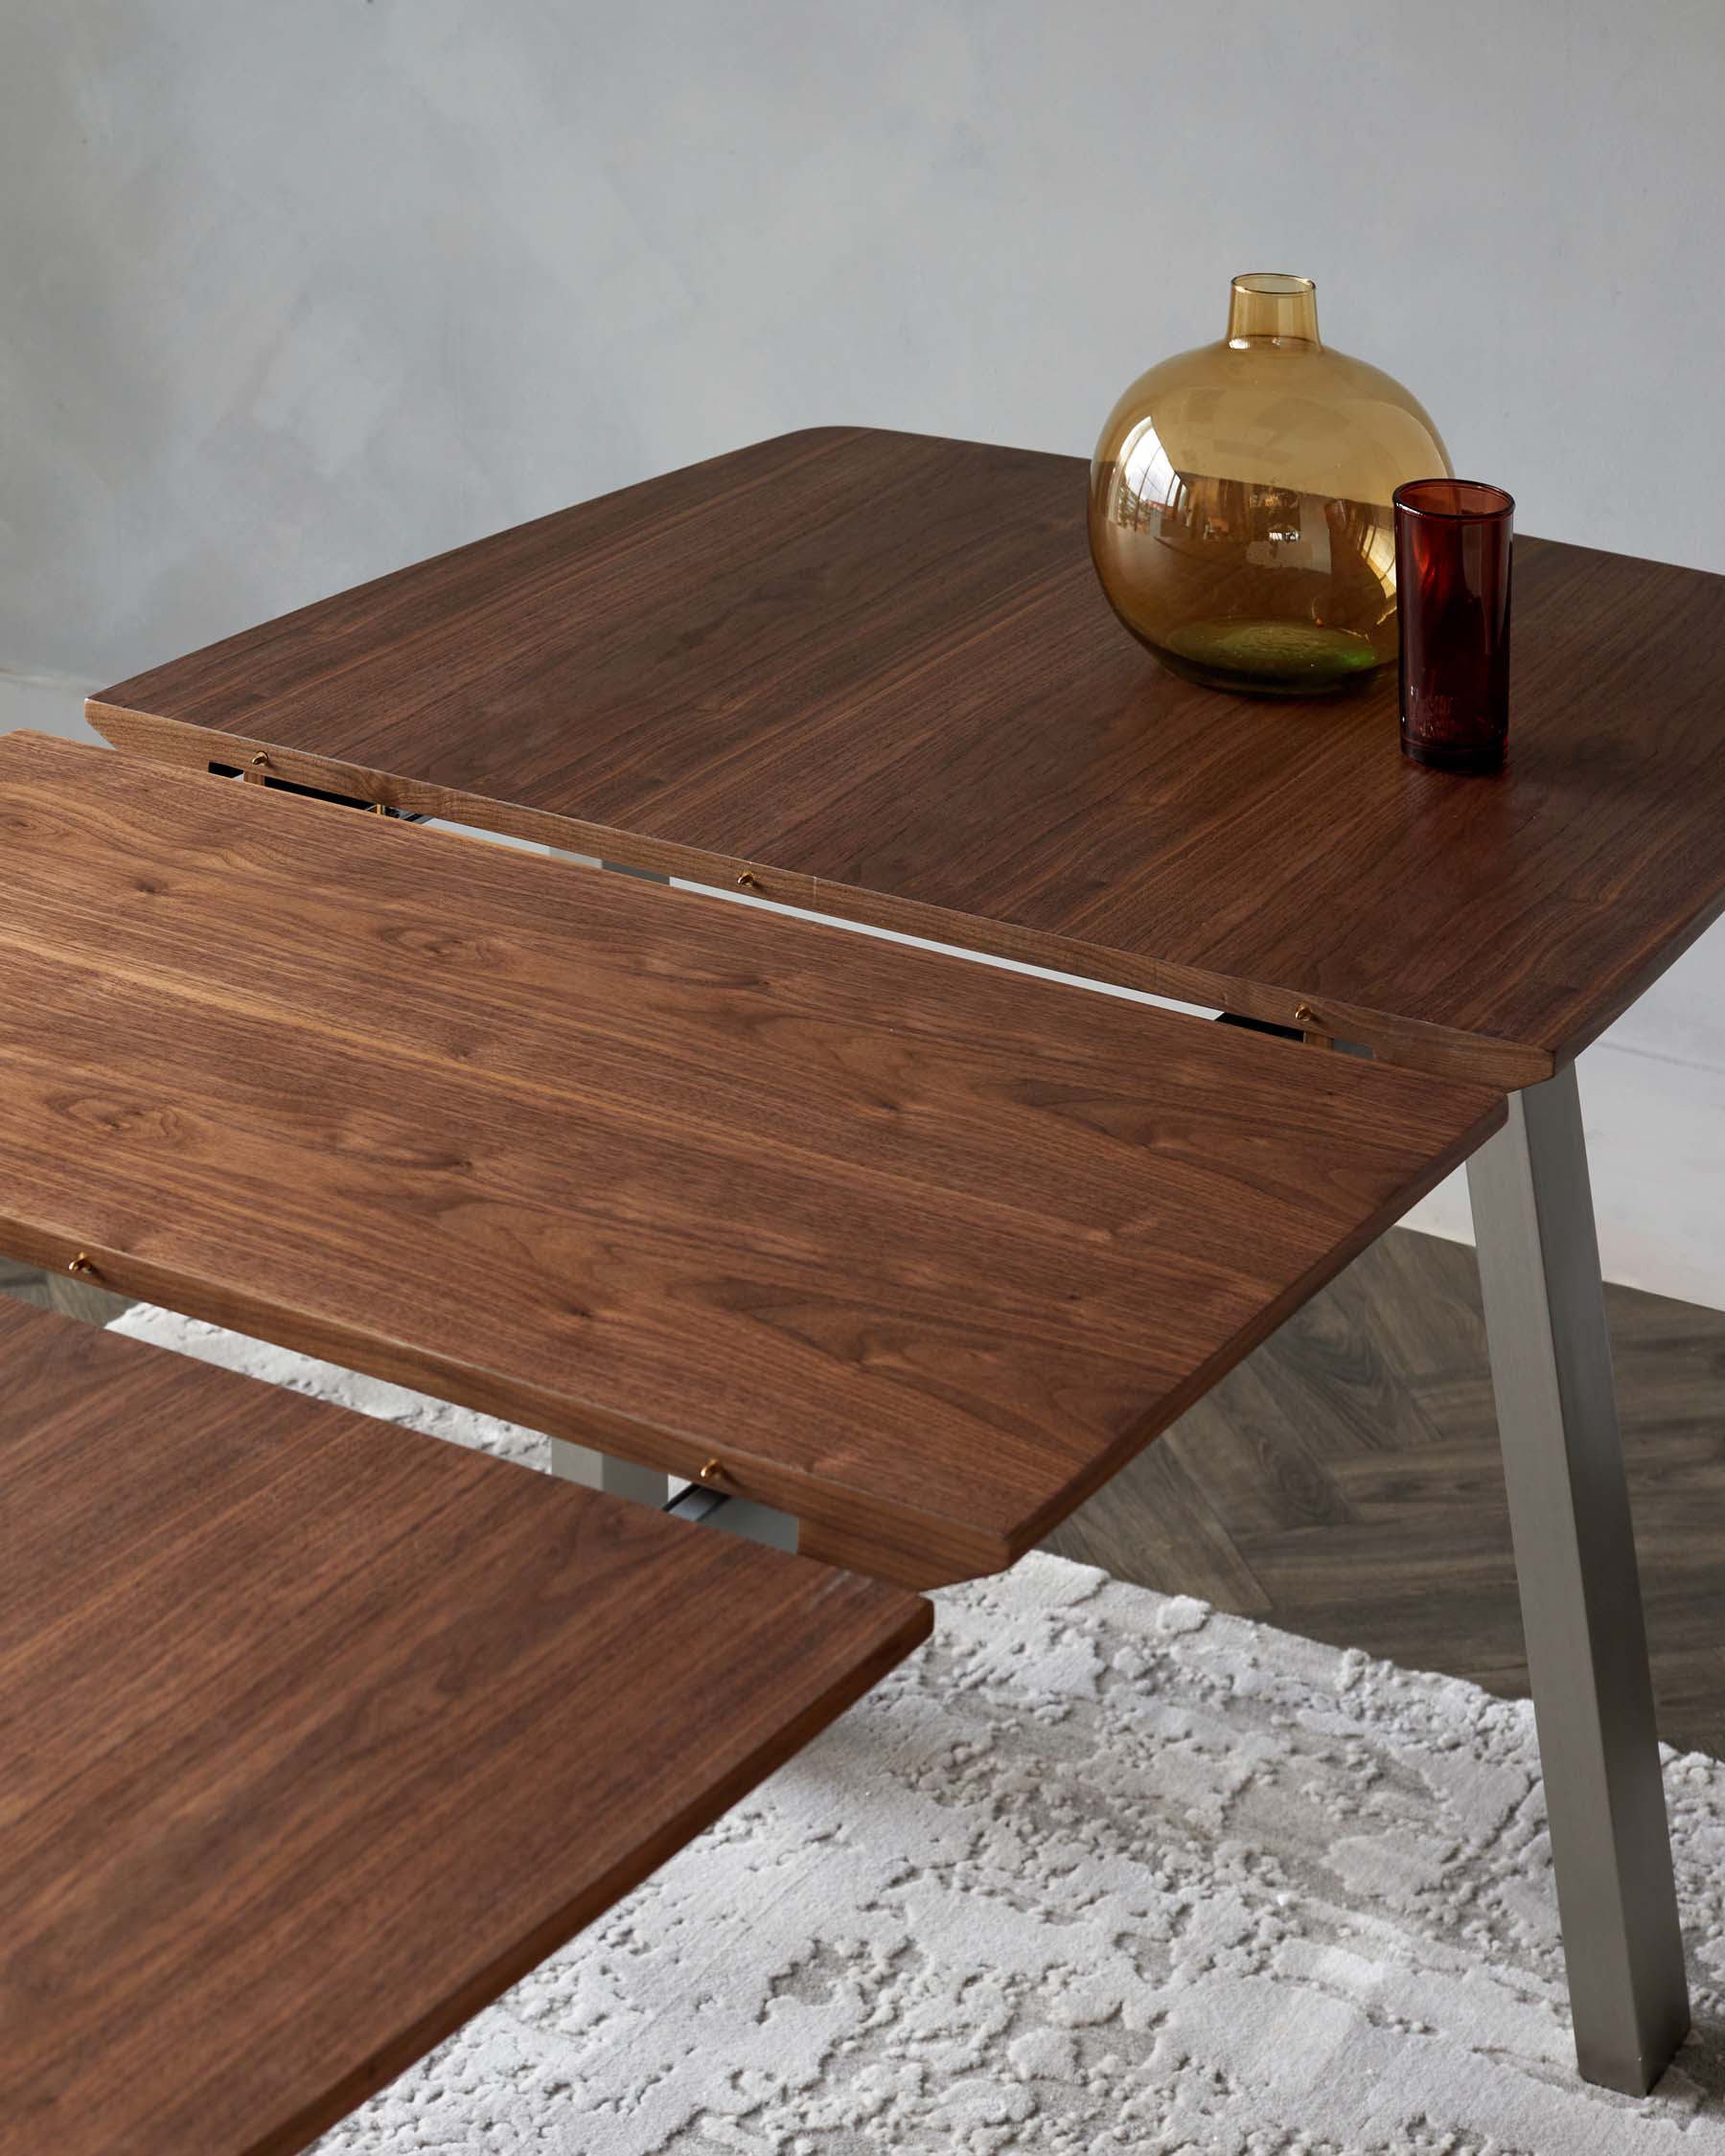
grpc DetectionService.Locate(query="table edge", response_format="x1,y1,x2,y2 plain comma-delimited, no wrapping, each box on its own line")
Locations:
83,703,1557,1088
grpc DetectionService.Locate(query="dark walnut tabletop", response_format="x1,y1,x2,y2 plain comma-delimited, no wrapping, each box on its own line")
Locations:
0,1298,928,2156
0,733,1499,1588
90,426,1725,1087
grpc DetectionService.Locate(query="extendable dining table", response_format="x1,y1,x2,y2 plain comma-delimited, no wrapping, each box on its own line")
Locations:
0,734,1495,1585
1,727,1499,2146
49,424,1725,2103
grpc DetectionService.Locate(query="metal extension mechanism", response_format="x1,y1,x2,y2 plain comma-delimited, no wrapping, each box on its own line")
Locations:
664,1481,733,1525
545,1438,798,1550
662,1477,799,1551
1467,1062,1690,2094
549,1440,669,1507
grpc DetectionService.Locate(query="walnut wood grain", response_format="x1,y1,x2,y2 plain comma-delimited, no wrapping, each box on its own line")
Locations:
89,427,1725,1086
0,732,1501,1585
0,1296,928,2156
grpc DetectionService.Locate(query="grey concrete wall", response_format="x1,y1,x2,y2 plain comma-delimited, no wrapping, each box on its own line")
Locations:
4,1,1722,687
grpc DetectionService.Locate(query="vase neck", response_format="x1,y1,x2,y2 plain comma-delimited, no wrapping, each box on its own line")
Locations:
1226,273,1321,351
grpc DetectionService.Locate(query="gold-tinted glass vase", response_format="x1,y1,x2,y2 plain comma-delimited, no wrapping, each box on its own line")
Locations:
1089,274,1452,697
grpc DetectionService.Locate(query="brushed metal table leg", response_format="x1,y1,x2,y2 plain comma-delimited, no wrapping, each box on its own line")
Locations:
1466,1063,1690,2093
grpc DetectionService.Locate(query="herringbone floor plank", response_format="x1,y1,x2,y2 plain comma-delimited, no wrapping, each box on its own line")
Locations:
1046,1227,1725,1757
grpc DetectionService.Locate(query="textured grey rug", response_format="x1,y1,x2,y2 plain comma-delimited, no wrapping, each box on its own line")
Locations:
112,1305,1725,2153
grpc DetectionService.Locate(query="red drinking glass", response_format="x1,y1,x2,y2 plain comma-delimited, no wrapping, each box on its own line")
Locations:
1393,479,1514,771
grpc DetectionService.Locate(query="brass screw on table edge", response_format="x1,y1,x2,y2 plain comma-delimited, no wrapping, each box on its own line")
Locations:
1294,1003,1319,1026
736,871,761,891
67,1251,100,1279
249,750,271,768
698,1458,726,1485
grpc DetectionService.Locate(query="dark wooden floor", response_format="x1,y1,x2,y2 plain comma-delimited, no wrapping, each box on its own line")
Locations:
9,1230,1723,1754
1047,1227,1725,1757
